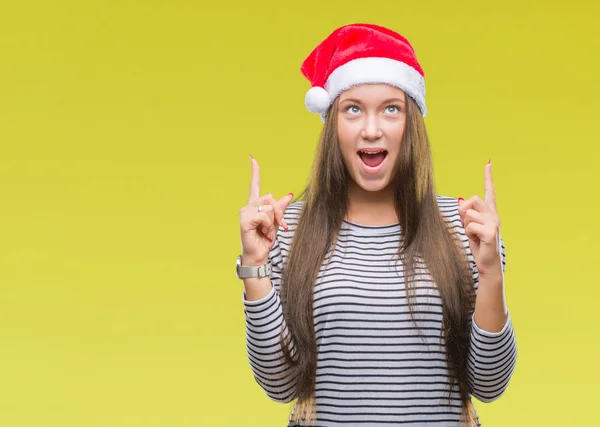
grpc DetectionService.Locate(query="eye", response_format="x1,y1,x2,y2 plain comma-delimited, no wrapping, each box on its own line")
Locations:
385,105,402,114
345,104,361,114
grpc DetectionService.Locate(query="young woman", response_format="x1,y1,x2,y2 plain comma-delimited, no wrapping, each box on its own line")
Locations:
237,23,517,426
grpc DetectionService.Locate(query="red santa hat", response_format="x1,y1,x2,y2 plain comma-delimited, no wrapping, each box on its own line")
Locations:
301,23,427,121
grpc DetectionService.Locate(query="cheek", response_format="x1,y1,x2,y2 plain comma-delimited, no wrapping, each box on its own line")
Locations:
383,121,405,140
337,125,360,163
383,124,405,153
337,121,358,143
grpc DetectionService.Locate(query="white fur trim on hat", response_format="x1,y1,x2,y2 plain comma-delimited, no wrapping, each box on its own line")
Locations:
320,56,427,118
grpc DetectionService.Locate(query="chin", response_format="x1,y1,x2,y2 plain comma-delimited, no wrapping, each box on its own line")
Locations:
354,177,391,193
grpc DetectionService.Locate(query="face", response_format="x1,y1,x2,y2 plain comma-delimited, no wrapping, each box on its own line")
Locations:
337,84,407,195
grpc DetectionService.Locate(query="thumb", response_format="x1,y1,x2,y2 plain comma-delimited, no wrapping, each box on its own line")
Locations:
277,192,294,229
278,192,294,210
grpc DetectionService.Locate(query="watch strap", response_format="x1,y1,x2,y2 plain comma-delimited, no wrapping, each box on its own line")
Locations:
236,255,272,279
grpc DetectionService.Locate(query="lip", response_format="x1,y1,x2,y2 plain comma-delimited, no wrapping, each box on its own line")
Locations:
357,148,388,153
357,151,388,175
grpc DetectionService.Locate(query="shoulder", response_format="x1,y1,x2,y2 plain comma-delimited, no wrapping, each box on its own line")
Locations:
435,195,470,251
282,200,304,227
273,201,304,250
435,194,462,227
269,201,304,270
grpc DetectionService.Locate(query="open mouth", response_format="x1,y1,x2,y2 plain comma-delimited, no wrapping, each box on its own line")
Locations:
358,150,388,168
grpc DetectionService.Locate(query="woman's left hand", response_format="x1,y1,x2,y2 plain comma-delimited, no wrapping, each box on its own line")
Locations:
458,161,503,278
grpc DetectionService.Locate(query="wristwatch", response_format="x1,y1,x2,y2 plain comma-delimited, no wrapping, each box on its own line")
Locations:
236,254,272,279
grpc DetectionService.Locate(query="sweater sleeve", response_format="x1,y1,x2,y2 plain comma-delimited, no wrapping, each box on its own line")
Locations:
466,234,518,402
242,227,298,403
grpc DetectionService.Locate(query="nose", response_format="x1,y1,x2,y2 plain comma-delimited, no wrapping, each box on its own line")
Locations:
360,114,383,141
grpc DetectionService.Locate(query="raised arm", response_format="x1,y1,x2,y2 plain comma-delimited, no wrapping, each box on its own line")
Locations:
455,161,518,402
239,155,298,402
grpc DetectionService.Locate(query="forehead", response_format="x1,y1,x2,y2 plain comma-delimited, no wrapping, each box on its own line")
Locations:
339,83,406,102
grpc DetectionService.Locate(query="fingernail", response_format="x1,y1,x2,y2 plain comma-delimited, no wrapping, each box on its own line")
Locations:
288,192,294,199
488,159,491,165
458,197,464,203
250,154,253,161
267,236,272,243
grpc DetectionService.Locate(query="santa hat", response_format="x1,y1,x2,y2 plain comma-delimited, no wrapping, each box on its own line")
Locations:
301,23,427,121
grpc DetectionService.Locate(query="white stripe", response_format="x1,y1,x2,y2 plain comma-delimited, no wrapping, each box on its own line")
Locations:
242,196,516,426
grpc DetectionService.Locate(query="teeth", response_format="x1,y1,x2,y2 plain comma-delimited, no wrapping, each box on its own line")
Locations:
359,150,386,155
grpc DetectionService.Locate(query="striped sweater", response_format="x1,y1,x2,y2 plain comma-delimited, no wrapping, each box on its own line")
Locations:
242,195,517,426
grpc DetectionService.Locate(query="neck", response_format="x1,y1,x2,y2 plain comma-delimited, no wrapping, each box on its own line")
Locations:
346,181,399,226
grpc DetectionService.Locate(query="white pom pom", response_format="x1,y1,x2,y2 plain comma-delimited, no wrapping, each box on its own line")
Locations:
305,86,330,114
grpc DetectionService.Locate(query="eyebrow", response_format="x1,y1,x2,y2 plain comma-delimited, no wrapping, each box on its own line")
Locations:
340,97,406,105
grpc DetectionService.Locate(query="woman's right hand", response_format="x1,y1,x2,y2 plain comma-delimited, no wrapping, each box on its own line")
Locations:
239,155,294,266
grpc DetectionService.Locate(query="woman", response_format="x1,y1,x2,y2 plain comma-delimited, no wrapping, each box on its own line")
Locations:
237,23,517,426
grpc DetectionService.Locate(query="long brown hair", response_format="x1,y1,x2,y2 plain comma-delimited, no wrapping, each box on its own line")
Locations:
279,91,477,425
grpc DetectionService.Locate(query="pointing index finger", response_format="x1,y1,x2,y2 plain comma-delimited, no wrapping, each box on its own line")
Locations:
248,156,260,203
484,160,497,213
